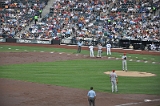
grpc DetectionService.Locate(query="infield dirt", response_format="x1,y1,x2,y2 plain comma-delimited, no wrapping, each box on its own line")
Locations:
0,43,160,106
104,71,156,77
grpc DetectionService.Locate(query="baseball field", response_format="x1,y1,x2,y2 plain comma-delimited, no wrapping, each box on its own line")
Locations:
0,43,160,106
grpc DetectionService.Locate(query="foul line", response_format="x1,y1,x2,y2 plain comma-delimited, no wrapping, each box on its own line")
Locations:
115,99,160,106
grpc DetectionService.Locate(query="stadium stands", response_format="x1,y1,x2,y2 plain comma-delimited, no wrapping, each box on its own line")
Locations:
0,0,159,50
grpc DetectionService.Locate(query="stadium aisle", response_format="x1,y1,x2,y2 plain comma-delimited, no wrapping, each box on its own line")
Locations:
16,0,55,38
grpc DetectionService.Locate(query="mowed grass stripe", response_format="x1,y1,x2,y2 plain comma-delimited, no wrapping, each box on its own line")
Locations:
0,59,160,95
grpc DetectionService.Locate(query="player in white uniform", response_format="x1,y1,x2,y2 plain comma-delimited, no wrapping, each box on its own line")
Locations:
106,42,111,55
122,53,127,71
97,43,102,58
110,70,118,92
89,44,94,57
151,42,156,50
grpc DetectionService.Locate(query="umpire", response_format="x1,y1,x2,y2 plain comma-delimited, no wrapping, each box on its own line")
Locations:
87,87,96,106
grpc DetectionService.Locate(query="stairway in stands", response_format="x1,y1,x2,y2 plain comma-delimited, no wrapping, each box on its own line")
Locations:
15,0,55,39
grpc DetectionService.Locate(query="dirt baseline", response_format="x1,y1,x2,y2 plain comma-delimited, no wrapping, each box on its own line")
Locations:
0,43,160,106
104,71,156,77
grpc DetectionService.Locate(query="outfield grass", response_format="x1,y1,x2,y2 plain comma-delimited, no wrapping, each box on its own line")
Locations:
0,45,160,95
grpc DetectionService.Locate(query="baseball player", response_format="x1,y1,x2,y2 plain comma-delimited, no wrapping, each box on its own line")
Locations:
151,42,156,50
122,53,127,71
87,87,96,106
97,43,102,58
110,70,118,92
77,40,83,53
89,44,94,57
106,42,111,55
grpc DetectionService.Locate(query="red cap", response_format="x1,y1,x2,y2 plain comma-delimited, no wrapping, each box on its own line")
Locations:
112,70,115,72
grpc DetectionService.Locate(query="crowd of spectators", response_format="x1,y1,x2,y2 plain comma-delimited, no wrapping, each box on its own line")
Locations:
109,0,159,41
0,0,160,49
0,0,48,38
20,0,108,41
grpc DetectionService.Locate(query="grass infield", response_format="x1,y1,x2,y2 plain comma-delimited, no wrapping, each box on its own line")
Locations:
0,45,160,95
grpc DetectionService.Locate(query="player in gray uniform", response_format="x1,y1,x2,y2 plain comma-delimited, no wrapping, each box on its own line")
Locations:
122,53,127,71
110,70,118,92
97,43,102,58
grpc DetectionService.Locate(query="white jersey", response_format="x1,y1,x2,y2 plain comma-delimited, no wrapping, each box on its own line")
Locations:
89,45,94,51
151,44,156,50
106,44,111,48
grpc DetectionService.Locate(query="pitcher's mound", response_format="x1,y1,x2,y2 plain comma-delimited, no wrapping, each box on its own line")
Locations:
104,70,156,77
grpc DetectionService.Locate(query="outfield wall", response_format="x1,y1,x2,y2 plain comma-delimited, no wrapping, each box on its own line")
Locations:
0,38,159,51
0,38,60,45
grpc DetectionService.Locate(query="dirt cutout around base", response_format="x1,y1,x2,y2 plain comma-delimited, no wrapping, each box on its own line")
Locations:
104,70,156,77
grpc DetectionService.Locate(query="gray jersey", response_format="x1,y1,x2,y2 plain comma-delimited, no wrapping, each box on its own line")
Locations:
122,55,127,61
98,45,102,50
110,72,117,81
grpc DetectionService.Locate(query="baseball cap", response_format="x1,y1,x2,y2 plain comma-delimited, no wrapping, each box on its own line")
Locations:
112,70,115,72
